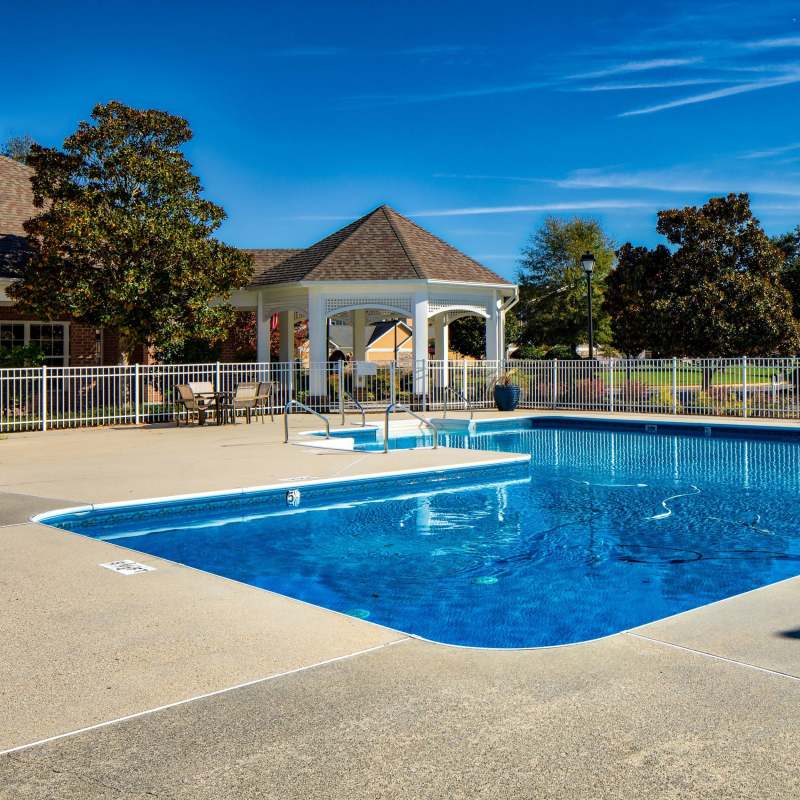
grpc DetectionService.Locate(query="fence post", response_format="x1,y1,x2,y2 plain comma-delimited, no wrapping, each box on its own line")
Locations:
215,360,221,391
338,359,344,425
552,358,558,409
608,359,614,413
134,363,141,425
390,361,396,406
671,357,677,414
41,364,47,432
742,356,748,418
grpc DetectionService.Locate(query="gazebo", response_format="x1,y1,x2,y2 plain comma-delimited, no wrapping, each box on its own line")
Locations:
230,205,518,398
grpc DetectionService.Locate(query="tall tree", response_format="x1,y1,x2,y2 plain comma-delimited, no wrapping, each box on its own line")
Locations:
8,102,253,360
1,134,36,164
652,194,799,357
516,217,614,353
448,310,521,359
605,243,673,357
773,225,800,318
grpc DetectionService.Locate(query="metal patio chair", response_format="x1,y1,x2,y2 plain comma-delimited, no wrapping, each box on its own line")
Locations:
220,381,260,424
175,383,216,426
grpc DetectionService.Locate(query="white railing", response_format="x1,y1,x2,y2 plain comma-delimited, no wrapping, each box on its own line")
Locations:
2,356,799,433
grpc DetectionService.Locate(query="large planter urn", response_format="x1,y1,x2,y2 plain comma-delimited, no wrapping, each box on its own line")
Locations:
494,384,520,411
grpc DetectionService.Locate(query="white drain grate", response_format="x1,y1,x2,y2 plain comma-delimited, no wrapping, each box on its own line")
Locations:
100,560,156,576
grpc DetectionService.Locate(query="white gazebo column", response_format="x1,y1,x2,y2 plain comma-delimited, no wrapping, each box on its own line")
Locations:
307,292,328,399
279,311,294,363
433,314,449,387
256,292,270,364
412,292,429,396
485,295,500,362
352,309,367,362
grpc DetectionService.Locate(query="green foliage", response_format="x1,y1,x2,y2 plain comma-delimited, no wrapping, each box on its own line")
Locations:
155,337,222,364
512,343,575,360
8,102,253,360
607,194,799,358
447,311,521,359
0,344,45,367
1,134,36,164
516,217,614,351
605,243,673,356
773,225,800,318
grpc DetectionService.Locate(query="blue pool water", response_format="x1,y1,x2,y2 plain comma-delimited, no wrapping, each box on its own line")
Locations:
43,418,800,648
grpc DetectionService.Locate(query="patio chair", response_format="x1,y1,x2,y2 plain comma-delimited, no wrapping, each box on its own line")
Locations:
220,381,260,424
175,384,216,426
255,381,276,422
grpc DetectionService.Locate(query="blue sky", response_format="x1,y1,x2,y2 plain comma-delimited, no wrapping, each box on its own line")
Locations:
3,0,800,280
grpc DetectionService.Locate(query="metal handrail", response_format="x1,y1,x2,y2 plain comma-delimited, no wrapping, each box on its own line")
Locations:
442,386,474,420
341,390,366,427
383,402,438,453
284,399,331,443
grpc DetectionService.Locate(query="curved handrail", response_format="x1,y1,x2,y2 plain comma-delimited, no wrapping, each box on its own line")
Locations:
341,390,366,427
284,399,331,443
442,385,474,420
384,402,438,453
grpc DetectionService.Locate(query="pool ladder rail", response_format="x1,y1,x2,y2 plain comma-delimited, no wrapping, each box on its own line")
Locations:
283,399,331,443
441,386,475,420
341,390,366,427
384,402,438,453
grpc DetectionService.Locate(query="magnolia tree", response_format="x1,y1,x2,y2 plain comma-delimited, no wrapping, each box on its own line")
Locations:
606,194,800,366
9,102,253,361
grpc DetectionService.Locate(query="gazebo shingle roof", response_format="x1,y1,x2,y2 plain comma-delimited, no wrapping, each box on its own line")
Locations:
247,205,512,287
2,175,511,289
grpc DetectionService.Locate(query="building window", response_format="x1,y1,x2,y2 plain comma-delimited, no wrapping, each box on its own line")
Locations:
0,322,69,366
0,323,25,351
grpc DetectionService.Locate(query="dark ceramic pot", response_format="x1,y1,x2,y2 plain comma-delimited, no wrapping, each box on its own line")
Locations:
494,384,520,411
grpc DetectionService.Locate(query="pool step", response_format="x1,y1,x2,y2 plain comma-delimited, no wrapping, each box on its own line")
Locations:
429,417,476,434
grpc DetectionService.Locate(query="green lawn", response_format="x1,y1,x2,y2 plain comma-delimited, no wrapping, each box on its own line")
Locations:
598,366,786,387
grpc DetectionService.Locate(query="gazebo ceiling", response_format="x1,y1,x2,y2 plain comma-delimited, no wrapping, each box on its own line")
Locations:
244,205,512,288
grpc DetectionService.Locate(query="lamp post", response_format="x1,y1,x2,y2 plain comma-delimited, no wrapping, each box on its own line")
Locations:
581,251,596,360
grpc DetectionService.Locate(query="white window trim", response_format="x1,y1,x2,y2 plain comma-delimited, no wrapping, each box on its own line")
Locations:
0,320,71,366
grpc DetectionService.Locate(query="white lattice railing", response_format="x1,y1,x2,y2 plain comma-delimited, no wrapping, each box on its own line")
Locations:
1,357,799,432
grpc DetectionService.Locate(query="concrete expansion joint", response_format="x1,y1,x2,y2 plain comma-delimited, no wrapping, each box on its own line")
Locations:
0,636,412,758
625,631,800,683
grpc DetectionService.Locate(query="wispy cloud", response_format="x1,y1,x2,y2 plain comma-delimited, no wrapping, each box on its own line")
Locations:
567,57,702,80
618,69,800,116
294,200,655,221
347,81,550,106
409,200,654,217
556,167,800,196
571,78,733,92
745,36,800,49
739,142,800,159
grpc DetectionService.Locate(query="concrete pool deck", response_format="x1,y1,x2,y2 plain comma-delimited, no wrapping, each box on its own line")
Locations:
2,411,800,798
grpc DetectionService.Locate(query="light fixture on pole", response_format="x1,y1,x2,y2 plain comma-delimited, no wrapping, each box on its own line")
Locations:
581,251,596,360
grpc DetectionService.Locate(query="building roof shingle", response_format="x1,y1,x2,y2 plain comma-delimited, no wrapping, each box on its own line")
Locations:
1,170,511,289
0,156,37,278
247,205,512,287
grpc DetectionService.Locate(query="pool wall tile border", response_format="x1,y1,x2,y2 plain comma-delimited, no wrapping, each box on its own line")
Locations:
30,454,531,524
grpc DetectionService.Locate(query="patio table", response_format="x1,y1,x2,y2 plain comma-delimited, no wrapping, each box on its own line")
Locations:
194,391,233,426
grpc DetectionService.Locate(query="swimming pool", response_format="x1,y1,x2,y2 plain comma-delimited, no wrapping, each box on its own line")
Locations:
39,418,800,648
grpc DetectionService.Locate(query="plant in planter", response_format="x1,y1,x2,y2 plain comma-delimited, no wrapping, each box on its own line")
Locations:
492,370,522,411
